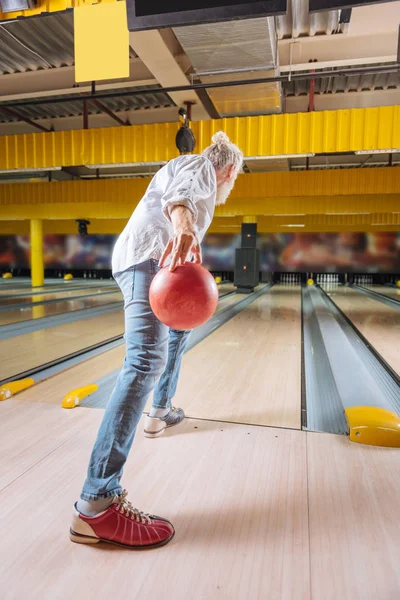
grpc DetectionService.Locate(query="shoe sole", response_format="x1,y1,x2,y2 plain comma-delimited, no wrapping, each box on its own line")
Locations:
70,527,175,550
144,417,185,439
144,426,167,439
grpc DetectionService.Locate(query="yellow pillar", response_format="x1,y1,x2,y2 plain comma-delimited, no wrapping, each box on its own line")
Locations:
30,219,44,287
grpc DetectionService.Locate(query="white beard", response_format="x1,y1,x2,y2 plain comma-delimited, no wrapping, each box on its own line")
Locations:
216,178,236,206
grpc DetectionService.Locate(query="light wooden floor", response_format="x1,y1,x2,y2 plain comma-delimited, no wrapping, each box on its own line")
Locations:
0,283,232,330
0,399,399,600
0,310,125,381
366,284,400,301
12,292,244,407
330,286,400,376
152,285,302,429
0,292,122,326
16,286,301,429
0,286,117,307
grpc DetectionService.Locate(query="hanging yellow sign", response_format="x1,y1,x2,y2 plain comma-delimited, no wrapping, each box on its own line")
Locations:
74,1,129,83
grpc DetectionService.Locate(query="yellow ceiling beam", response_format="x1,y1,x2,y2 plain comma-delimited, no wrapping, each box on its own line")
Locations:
0,217,243,235
0,167,399,216
2,194,400,220
0,0,117,21
1,215,398,235
0,107,399,171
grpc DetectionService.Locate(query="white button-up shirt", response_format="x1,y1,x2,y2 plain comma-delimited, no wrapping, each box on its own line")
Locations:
112,154,217,275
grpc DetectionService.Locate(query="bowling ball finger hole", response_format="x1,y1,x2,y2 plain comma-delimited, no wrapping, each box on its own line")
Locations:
355,431,361,437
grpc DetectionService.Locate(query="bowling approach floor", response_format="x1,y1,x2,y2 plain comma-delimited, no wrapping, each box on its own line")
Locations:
1,280,400,600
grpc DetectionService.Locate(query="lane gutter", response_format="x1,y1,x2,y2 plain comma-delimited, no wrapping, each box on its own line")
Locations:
302,284,400,435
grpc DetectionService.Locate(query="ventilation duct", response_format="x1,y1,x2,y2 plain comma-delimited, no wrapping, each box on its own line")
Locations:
174,17,281,117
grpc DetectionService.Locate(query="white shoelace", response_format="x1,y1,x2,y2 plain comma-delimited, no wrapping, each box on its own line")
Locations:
113,490,151,524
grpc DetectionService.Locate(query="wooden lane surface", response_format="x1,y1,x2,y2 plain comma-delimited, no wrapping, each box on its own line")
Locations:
12,292,244,407
153,284,302,429
329,286,400,376
0,280,116,293
365,284,400,301
1,286,237,381
13,286,302,430
0,310,125,382
308,431,400,599
0,286,118,307
218,283,235,295
0,292,122,327
0,402,310,600
0,283,232,326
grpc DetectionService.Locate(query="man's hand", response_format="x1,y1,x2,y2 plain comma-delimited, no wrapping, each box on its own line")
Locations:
159,205,202,271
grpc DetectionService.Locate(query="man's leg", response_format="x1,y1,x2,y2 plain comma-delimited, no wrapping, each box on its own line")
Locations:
80,259,169,502
71,260,175,549
144,328,191,438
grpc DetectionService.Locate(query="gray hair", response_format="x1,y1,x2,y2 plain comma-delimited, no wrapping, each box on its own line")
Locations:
202,131,243,174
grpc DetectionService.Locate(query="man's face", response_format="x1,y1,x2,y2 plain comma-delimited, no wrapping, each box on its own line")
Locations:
215,166,238,206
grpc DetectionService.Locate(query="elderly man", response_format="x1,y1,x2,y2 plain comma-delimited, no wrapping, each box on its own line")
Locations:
71,131,243,550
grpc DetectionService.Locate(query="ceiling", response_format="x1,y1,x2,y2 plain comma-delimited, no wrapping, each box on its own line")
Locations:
0,85,174,123
0,0,398,177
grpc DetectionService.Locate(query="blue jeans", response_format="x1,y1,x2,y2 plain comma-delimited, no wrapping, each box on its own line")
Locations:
81,260,191,500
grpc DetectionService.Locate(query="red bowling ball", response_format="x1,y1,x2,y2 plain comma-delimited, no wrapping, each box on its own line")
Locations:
149,263,219,330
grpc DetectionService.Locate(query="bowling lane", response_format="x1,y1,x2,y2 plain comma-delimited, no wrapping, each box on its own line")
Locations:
10,290,246,404
1,286,235,329
0,278,115,291
0,292,122,327
1,289,241,383
328,285,400,376
156,285,302,429
218,283,235,296
363,284,400,302
0,286,118,307
0,310,125,382
0,282,112,297
0,280,231,307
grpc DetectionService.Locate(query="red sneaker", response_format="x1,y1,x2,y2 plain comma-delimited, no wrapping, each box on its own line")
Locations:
70,490,175,549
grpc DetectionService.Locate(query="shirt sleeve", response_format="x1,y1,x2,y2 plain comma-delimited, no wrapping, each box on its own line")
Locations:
161,155,216,226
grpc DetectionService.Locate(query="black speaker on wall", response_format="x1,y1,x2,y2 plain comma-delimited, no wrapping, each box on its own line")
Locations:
234,248,260,293
241,223,257,248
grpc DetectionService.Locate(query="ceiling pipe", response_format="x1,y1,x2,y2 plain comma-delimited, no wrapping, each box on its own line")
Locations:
0,106,51,132
0,64,398,111
83,99,89,129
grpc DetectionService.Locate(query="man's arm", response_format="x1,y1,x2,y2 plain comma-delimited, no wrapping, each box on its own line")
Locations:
159,205,201,272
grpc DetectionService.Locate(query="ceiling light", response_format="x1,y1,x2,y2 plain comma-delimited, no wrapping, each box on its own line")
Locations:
245,153,315,160
325,212,371,216
280,224,305,228
355,149,400,155
85,162,167,169
0,166,61,174
271,214,306,217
